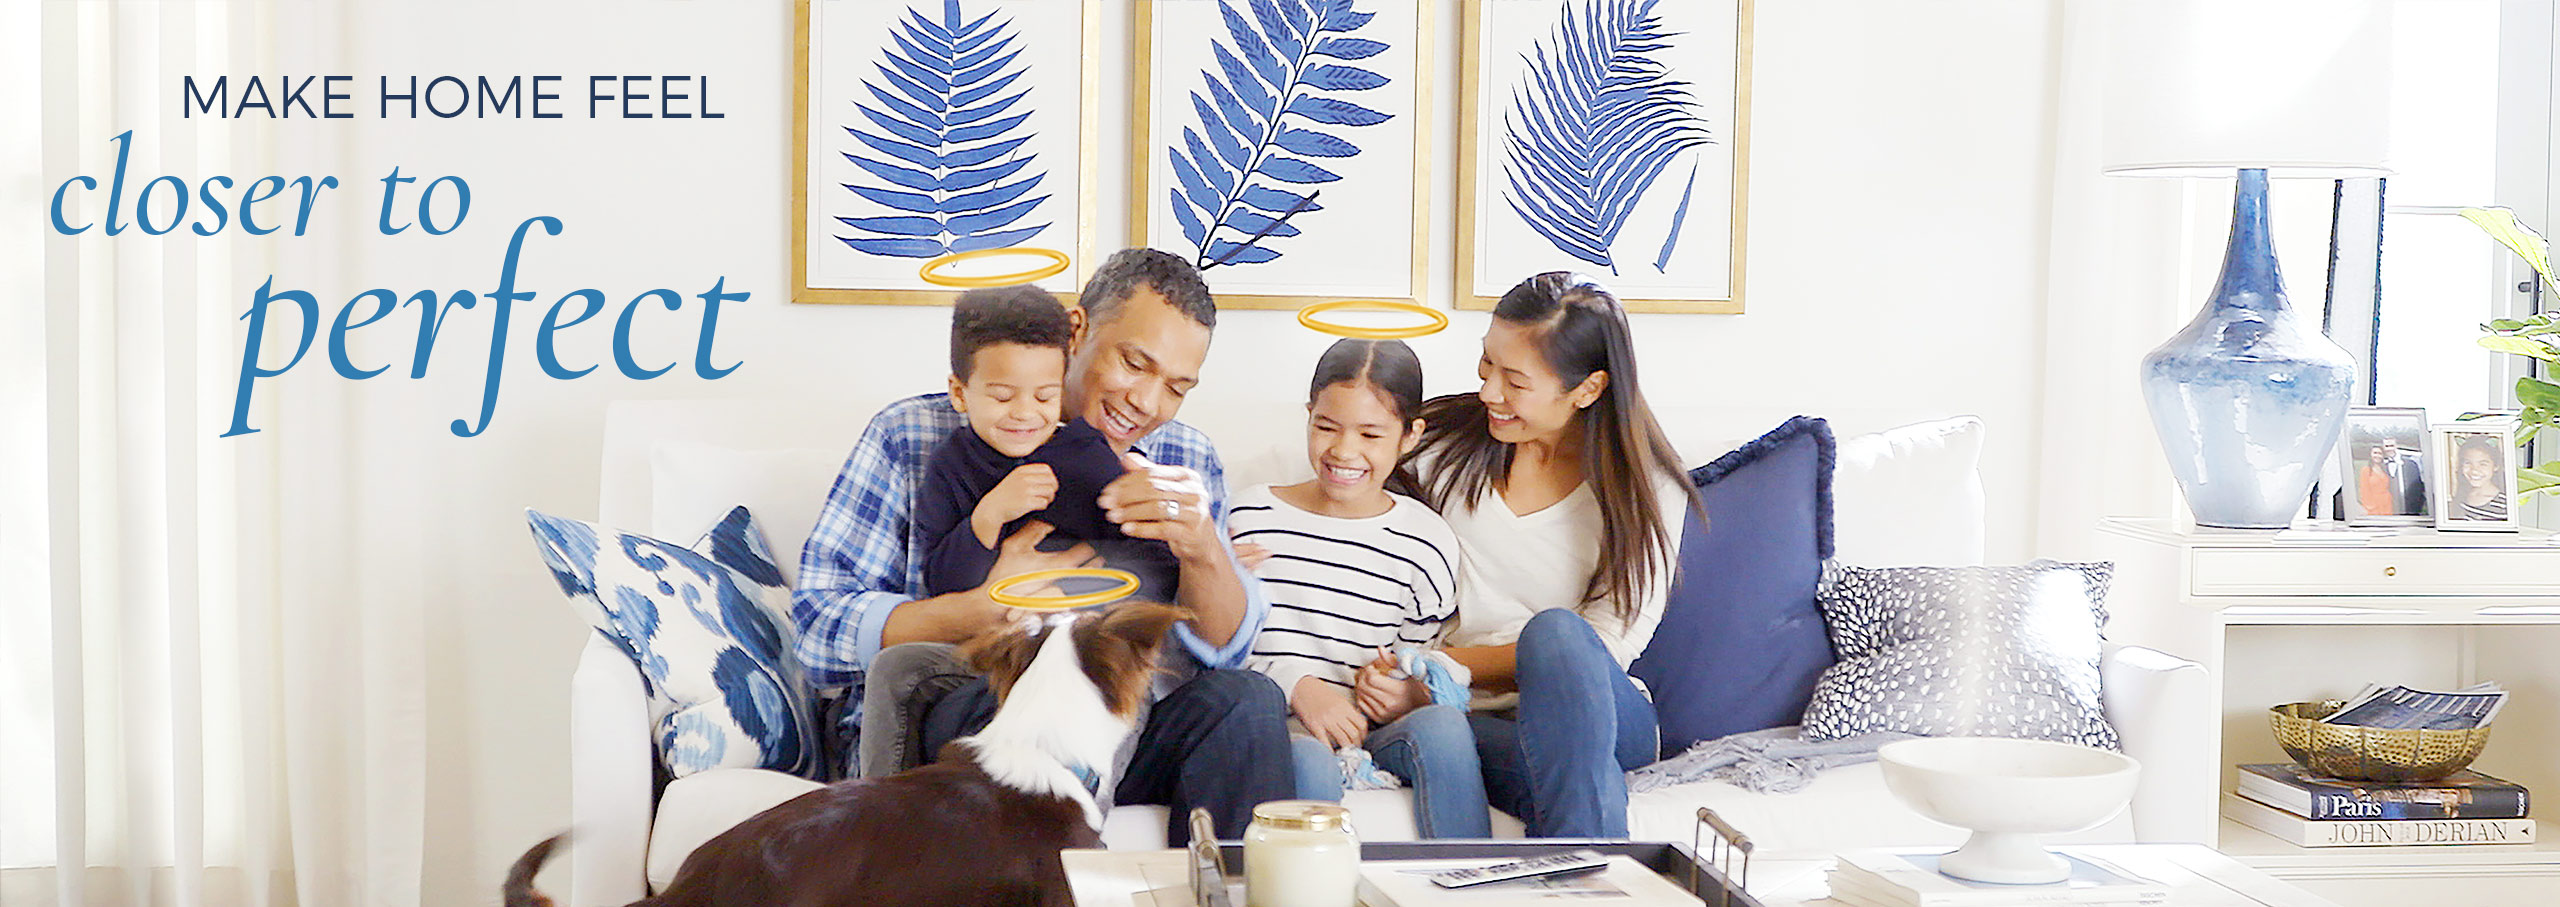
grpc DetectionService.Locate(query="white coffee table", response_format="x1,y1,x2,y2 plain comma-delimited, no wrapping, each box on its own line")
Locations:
1066,841,1754,906
1743,844,2343,906
1066,843,2341,906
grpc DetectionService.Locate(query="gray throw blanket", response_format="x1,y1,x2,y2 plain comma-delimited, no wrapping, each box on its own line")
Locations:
1626,726,1917,795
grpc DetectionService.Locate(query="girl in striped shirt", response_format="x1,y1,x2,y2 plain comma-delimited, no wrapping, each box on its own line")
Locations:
1233,339,1489,838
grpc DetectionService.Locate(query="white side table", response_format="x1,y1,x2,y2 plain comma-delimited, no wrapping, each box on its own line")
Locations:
2095,517,2560,907
1744,844,2340,906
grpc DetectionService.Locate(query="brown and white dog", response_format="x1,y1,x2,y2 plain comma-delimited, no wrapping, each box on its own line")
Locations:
505,601,1188,907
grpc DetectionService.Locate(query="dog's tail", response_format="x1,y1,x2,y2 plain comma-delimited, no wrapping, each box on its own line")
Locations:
502,833,568,907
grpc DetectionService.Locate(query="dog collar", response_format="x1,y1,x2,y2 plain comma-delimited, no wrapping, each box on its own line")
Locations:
1068,762,1103,797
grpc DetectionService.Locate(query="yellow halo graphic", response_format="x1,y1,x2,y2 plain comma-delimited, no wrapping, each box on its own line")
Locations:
987,567,1141,611
1295,299,1450,340
918,247,1072,289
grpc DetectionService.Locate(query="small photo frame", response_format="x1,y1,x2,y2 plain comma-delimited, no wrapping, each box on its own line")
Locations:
2434,416,2522,531
2338,407,2432,526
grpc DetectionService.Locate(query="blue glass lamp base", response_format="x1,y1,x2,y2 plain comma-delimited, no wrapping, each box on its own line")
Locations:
2141,358,2351,529
2140,170,2355,531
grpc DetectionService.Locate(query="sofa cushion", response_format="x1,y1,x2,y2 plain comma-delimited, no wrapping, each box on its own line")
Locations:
1631,416,1838,755
1625,761,2137,851
528,506,826,779
1832,416,1986,567
1803,560,2119,749
648,768,827,891
649,442,846,587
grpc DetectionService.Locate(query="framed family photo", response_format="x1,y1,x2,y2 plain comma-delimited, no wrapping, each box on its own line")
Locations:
2338,407,2432,526
2434,416,2523,531
794,0,1103,304
1456,0,1753,313
1133,0,1434,309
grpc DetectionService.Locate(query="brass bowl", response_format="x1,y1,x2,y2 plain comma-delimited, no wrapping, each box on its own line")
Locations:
2269,701,2491,782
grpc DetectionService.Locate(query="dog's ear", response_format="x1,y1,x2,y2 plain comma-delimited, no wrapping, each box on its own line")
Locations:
1072,601,1191,718
960,617,1053,701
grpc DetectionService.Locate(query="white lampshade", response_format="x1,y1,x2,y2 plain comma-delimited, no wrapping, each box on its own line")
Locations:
2101,0,2394,178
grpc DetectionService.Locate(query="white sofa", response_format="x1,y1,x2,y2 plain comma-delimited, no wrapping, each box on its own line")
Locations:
562,398,2211,907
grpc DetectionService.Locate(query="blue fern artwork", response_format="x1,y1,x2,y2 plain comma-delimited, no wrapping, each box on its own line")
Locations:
1501,0,1714,275
836,0,1051,259
1165,0,1395,270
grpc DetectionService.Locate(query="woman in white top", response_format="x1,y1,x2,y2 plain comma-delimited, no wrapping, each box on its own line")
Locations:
1234,338,1488,837
1402,272,1701,838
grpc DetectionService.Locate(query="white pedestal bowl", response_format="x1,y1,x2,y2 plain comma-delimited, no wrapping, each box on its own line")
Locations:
1877,737,2140,884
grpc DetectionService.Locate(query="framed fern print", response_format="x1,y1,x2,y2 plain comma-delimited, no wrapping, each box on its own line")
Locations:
1458,0,1752,314
1134,0,1433,310
794,0,1101,304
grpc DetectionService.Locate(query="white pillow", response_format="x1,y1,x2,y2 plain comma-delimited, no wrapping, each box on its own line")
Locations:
1831,416,1986,568
650,443,848,587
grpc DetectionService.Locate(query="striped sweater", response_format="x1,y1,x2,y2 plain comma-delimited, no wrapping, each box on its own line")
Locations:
1230,484,1463,697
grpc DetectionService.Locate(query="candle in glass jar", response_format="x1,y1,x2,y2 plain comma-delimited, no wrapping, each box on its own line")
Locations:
1243,800,1359,907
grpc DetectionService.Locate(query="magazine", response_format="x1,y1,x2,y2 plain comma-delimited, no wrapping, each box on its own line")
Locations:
2325,682,2507,730
1357,857,1701,906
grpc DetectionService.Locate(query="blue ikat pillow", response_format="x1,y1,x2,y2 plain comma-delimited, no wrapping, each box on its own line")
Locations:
526,506,823,780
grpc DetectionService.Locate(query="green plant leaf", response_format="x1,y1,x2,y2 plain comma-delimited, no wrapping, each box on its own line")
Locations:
2458,206,2557,291
2478,335,2560,361
2518,466,2560,494
2489,318,2528,331
2517,377,2560,410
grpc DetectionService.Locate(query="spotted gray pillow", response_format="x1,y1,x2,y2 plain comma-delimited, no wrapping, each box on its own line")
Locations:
1801,559,2118,749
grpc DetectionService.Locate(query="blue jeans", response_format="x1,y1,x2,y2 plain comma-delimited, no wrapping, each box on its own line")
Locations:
1470,609,1659,838
1288,703,1493,839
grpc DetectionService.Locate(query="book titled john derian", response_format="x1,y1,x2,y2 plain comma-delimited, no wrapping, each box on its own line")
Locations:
2225,794,2536,847
2236,763,2529,820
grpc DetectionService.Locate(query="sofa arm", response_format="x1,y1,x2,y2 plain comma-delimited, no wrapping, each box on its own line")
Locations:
2100,644,2214,844
569,632,655,907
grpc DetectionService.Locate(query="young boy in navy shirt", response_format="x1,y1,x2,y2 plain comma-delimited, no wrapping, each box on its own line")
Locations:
917,286,1175,601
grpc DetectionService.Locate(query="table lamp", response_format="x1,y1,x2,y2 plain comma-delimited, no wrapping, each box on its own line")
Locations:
2102,0,2394,529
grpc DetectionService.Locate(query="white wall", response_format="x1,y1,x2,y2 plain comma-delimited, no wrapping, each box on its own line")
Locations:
265,0,2067,899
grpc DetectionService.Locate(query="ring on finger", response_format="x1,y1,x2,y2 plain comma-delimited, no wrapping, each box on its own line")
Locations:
1160,499,1180,519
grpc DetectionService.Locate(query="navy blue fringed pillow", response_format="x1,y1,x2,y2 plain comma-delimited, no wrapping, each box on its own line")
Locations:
1631,416,1837,756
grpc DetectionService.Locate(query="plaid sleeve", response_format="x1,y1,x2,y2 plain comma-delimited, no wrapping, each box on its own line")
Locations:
792,396,953,689
1146,424,1269,670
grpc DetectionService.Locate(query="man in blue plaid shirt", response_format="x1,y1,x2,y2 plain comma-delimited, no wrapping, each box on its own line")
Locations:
794,248,1291,843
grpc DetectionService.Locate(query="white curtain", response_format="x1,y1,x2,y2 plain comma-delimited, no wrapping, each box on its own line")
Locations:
2029,0,2213,556
2,3,427,905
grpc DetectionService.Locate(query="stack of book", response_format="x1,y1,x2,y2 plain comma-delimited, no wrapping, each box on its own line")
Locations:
1825,851,2169,906
2224,762,2535,847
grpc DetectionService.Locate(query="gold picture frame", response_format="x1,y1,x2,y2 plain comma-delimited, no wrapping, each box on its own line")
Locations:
1455,0,1753,314
793,0,1103,305
1130,0,1434,310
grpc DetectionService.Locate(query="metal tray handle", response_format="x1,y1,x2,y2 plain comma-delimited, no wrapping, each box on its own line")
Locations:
1693,807,1753,906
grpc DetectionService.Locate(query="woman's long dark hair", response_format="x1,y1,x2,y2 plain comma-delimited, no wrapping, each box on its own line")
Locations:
1309,338,1427,498
1416,273,1701,624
